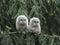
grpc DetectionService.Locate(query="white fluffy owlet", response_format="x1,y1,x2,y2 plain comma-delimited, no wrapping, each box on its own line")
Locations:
16,15,28,34
28,17,41,35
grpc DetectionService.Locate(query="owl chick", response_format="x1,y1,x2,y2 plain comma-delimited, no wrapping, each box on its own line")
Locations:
28,17,41,35
16,15,28,34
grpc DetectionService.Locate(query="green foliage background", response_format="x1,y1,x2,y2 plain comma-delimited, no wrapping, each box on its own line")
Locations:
0,0,60,45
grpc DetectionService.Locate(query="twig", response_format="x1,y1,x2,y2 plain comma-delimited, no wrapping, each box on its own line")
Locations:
9,32,17,34
1,31,60,38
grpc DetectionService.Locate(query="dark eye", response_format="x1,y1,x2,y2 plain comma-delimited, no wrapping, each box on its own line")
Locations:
20,19,23,21
37,21,39,23
33,21,39,23
24,19,26,21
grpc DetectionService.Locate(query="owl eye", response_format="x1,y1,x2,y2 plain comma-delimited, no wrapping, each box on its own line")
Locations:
33,21,39,23
20,19,23,21
37,21,39,23
24,19,26,21
33,21,36,23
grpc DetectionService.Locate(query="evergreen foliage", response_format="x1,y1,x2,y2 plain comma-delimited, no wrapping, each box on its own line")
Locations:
0,0,60,45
